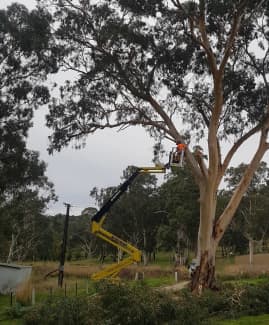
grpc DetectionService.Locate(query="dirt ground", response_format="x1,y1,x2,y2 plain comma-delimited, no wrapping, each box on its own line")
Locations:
160,281,189,292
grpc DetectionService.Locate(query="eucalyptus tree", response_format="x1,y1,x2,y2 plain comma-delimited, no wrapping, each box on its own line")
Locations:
44,0,269,291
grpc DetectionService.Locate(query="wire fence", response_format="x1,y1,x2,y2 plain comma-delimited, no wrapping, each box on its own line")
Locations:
2,270,183,309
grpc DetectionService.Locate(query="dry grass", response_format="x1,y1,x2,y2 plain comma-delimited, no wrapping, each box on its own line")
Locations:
26,260,181,292
118,264,175,280
32,261,99,278
25,253,269,293
28,261,100,292
222,253,269,276
15,280,32,305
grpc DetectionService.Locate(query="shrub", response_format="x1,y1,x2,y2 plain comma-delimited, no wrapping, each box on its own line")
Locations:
24,281,269,325
96,281,179,324
235,283,269,316
24,282,209,325
95,282,210,324
23,296,102,325
5,303,27,319
197,288,233,317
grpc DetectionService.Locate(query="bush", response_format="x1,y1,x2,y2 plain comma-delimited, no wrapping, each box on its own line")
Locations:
235,283,269,316
96,281,179,324
24,296,102,325
5,303,28,319
95,282,210,324
196,282,269,321
23,280,269,325
197,288,233,317
23,282,210,325
174,291,209,325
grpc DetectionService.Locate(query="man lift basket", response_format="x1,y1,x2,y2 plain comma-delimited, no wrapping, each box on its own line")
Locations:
169,142,187,168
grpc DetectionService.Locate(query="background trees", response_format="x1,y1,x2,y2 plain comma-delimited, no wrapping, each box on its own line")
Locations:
0,3,57,262
157,168,200,265
0,3,54,200
222,162,269,263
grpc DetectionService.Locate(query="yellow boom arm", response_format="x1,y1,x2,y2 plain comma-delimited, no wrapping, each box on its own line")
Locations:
90,166,165,281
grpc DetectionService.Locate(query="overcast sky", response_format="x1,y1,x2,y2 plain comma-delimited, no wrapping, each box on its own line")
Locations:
2,0,269,216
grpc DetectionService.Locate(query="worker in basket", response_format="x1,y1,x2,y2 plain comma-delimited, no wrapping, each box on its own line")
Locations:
172,141,187,167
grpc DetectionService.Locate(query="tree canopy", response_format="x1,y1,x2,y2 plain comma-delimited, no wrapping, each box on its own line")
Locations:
44,0,269,153
0,3,57,262
0,3,57,199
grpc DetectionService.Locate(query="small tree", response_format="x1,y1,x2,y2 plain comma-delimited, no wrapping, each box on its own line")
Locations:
44,0,269,291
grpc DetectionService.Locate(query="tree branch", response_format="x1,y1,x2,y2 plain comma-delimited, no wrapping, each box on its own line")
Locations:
214,127,269,243
148,95,205,184
219,12,243,75
217,124,262,186
197,1,218,77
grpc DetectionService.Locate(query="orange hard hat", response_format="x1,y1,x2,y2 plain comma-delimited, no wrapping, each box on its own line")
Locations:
177,143,186,150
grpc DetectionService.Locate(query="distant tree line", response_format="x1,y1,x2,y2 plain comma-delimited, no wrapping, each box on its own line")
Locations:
2,162,269,264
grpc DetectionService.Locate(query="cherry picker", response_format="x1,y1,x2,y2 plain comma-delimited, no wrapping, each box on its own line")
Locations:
90,166,166,281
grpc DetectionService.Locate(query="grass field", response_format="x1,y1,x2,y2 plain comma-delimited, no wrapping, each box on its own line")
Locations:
1,253,269,324
217,314,269,325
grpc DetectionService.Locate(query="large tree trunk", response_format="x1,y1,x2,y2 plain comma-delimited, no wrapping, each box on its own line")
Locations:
191,187,218,292
191,248,217,293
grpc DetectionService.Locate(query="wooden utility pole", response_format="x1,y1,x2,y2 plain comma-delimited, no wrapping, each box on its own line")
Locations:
58,203,71,288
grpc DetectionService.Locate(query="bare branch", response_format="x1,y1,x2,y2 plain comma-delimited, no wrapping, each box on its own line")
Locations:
217,124,262,186
178,89,211,126
214,127,269,243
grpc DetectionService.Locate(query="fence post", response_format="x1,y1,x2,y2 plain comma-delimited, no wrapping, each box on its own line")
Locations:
10,292,13,306
32,287,36,305
86,280,89,294
175,271,179,282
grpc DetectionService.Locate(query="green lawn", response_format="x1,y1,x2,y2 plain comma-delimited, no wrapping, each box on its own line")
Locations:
216,314,269,324
224,276,269,286
0,320,23,325
143,276,175,287
0,295,23,325
0,294,10,319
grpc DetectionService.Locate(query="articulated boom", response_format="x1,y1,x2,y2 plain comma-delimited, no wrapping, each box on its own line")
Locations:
91,166,165,281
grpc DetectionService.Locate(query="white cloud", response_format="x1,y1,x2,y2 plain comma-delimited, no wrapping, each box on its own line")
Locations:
1,0,36,9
